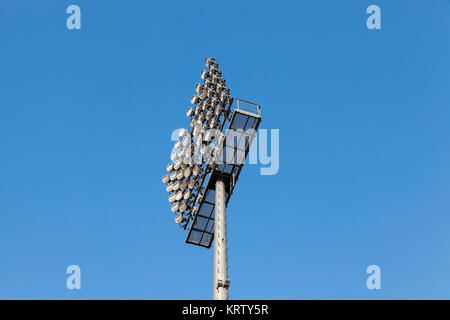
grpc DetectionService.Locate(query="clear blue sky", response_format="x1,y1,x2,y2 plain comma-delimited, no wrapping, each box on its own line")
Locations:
1,0,449,299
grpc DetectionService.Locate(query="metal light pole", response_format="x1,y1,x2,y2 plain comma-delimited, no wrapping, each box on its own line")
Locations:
162,58,261,300
213,179,229,300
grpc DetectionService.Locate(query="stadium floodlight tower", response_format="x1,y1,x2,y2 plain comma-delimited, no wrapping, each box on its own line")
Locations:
162,57,262,300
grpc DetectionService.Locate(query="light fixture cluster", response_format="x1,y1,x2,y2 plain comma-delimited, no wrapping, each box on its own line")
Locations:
162,57,234,226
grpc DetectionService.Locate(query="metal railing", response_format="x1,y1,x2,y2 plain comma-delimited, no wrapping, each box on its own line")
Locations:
236,98,261,116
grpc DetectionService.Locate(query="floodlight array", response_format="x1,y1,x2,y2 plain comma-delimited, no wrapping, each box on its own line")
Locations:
162,58,234,226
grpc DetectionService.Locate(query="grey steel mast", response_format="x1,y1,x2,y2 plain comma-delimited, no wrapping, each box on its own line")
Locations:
213,179,229,299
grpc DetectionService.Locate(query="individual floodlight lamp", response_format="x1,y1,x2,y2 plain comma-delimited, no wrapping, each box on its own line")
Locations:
186,107,194,117
205,57,215,68
173,160,182,170
187,179,196,190
183,190,192,200
192,166,201,177
190,94,199,105
175,213,185,224
183,167,191,179
162,174,170,184
199,90,207,100
179,181,187,191
168,193,176,203
201,70,209,80
175,191,183,201
179,202,188,213
171,202,180,212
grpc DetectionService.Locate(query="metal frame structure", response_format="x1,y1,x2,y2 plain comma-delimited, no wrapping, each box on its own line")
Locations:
185,100,262,248
162,58,261,300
